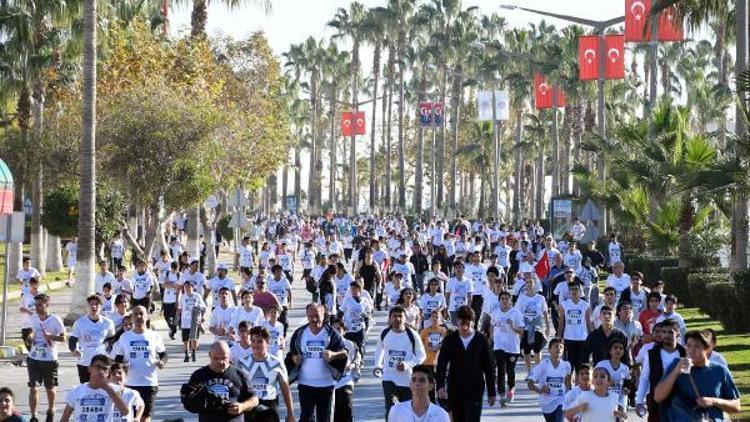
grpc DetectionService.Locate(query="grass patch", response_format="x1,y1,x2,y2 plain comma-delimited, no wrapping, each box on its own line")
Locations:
0,243,69,298
682,307,750,421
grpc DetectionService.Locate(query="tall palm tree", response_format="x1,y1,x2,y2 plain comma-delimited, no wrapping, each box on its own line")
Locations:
361,7,387,211
328,2,366,213
283,43,306,207
68,0,98,319
320,43,349,210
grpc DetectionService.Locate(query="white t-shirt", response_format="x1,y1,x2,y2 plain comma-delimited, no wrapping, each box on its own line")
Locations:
237,354,288,401
210,305,236,342
335,274,354,306
564,251,583,270
384,282,404,307
572,390,620,422
298,327,334,387
515,293,548,332
131,271,156,300
494,244,512,268
71,315,116,366
208,276,235,307
560,299,590,341
446,277,473,311
595,360,630,406
178,292,206,329
418,293,446,327
261,320,285,359
491,307,525,354
17,267,41,296
154,259,172,282
341,296,369,333
464,263,488,293
162,271,181,304
301,249,315,269
19,293,36,329
268,277,292,306
277,253,293,271
239,244,255,268
113,329,166,386
231,305,265,337
605,274,631,302
529,358,572,414
28,314,65,362
374,327,427,387
111,239,125,259
113,385,144,422
66,242,78,266
185,271,207,295
65,383,116,421
387,400,450,422
608,242,622,266
229,343,253,363
112,277,133,296
95,271,117,295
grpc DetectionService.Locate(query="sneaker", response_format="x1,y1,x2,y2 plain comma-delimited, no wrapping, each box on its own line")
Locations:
506,390,515,403
45,410,54,422
169,331,175,340
499,395,508,407
191,352,196,362
29,417,38,422
184,354,189,363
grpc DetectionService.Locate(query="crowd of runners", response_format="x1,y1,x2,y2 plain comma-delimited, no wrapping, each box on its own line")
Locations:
2,213,743,422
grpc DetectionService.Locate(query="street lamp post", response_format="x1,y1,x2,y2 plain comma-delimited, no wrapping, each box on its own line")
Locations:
500,4,625,234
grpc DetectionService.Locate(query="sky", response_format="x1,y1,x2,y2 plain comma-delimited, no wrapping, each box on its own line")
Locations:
169,0,625,57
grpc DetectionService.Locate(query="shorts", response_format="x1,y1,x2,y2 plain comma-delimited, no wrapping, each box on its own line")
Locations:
521,331,546,354
181,328,200,342
128,385,158,417
27,358,58,388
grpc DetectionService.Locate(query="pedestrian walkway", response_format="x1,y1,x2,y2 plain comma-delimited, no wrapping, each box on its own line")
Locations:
0,248,635,421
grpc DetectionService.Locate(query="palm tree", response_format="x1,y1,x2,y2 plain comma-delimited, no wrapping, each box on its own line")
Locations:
361,7,387,211
328,2,366,213
189,0,271,38
319,43,349,211
68,0,98,320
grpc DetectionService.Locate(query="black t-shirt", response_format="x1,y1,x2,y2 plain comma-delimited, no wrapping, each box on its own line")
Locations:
188,365,255,422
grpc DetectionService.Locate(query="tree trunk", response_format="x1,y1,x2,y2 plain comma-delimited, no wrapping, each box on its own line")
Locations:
369,41,381,211
437,69,448,212
385,46,394,211
449,66,463,212
282,154,289,203
190,0,207,38
731,0,749,270
560,104,572,195
30,83,45,274
415,77,426,215
45,233,63,272
551,106,560,198
329,87,338,211
513,111,523,224
535,142,545,221
68,0,97,322
294,144,302,209
397,32,406,213
200,207,218,277
350,39,360,215
308,73,319,212
573,102,583,196
186,206,200,258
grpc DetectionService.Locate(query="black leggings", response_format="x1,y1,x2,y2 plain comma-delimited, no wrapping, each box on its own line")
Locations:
494,349,519,395
564,339,588,371
162,302,177,334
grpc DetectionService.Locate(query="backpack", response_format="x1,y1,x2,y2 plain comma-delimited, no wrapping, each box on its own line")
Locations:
380,326,417,354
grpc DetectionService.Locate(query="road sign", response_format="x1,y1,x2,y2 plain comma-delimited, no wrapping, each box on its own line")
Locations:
227,212,248,229
204,194,219,209
0,212,24,242
228,187,248,208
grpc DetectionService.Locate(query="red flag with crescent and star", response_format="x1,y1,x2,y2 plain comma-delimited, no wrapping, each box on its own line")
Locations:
341,111,354,136
535,255,550,280
353,111,366,135
625,0,651,42
605,35,625,79
534,73,553,109
657,5,684,41
578,35,600,81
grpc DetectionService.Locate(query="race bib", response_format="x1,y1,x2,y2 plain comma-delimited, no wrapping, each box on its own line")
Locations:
547,376,564,396
31,344,48,360
78,396,106,421
129,340,150,360
428,333,443,349
388,350,406,368
304,340,325,359
251,373,269,398
566,309,583,326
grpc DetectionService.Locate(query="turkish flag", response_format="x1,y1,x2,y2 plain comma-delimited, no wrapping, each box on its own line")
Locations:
657,5,684,41
535,255,550,280
553,86,567,108
534,73,552,109
419,102,433,127
341,111,354,136
353,111,366,135
578,35,600,81
605,35,625,79
625,0,651,42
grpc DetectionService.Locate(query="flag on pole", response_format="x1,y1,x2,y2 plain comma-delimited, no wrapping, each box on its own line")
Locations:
535,255,550,280
433,102,444,127
625,0,651,42
354,111,366,135
419,102,433,127
657,5,684,41
341,111,354,136
578,35,600,81
604,35,625,79
534,73,553,109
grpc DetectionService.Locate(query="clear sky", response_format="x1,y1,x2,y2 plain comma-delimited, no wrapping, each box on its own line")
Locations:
169,0,625,58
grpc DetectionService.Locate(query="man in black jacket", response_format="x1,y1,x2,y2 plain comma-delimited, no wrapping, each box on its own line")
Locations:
285,303,348,422
585,305,630,365
410,245,430,294
436,305,496,422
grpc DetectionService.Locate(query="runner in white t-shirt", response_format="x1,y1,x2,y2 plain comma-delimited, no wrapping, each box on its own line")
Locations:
528,338,573,420
109,363,145,422
69,295,116,384
387,364,450,422
60,354,130,422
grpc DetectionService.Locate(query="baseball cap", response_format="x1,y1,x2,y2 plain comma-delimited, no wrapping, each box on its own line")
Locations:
189,258,199,265
217,263,228,271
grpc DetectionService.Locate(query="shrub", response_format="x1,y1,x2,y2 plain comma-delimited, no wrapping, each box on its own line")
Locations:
660,266,691,305
686,271,728,318
706,281,748,333
628,256,679,284
217,215,234,242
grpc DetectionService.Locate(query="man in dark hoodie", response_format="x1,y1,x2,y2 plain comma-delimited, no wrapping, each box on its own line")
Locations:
436,305,496,422
286,303,347,422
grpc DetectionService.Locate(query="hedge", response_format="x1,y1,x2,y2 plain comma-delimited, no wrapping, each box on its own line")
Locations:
660,267,691,305
628,256,679,284
686,272,729,319
680,269,750,333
